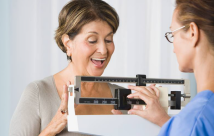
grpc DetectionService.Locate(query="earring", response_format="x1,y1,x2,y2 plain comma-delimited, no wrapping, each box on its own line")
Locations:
67,55,71,60
67,54,72,62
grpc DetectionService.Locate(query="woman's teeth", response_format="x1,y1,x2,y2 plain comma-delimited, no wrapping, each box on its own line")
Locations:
91,58,106,61
91,58,106,65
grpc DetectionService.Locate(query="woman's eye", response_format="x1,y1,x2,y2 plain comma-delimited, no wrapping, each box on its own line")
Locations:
88,40,97,44
105,40,112,43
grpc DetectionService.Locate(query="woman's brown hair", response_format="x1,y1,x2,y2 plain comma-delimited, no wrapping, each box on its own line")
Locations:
55,0,119,59
176,0,214,46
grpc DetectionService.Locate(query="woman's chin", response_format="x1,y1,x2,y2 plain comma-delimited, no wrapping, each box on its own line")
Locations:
89,70,104,77
88,64,107,76
179,66,193,73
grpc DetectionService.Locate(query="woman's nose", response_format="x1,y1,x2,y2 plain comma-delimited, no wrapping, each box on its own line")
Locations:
97,42,108,55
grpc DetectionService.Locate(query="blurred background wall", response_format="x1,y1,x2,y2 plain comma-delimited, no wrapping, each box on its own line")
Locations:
0,0,196,135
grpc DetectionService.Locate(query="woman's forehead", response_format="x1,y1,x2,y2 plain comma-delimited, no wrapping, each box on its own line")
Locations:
80,20,113,34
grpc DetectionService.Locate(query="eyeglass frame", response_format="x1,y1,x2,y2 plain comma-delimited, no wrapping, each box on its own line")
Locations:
165,26,186,43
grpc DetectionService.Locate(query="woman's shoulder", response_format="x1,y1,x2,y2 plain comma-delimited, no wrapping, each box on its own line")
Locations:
198,90,214,117
175,90,214,119
33,76,54,88
186,90,214,112
185,90,214,135
24,76,55,96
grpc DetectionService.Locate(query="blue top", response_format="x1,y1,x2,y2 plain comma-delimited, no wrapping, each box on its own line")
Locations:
159,90,214,136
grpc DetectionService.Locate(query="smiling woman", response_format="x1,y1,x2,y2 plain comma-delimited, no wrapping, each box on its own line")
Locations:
55,0,119,61
9,0,121,136
61,20,115,76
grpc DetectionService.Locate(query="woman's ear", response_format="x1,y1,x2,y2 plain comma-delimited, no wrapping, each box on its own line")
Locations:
189,22,200,48
61,34,72,56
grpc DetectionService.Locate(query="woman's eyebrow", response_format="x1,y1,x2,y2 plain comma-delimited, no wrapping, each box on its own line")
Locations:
88,31,98,34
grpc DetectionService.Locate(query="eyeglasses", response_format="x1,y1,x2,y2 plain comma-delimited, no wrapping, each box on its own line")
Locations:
165,26,185,43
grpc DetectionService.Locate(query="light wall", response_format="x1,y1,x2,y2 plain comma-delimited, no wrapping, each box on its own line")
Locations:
0,0,196,135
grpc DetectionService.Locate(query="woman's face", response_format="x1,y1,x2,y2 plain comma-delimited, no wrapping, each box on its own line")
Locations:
170,9,195,72
67,20,115,76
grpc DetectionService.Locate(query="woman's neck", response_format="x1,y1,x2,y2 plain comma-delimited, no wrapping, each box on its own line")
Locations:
56,62,99,92
194,52,214,93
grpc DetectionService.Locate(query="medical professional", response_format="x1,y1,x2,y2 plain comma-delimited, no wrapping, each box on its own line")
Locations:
127,0,214,135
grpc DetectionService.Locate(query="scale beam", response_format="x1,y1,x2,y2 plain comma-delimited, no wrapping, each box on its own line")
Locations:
69,74,190,110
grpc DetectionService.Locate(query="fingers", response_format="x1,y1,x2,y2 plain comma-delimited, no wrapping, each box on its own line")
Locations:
65,81,71,98
127,91,150,104
128,85,144,92
66,81,71,87
128,109,145,117
133,105,145,110
60,81,71,113
149,84,156,87
150,86,160,98
128,85,160,98
145,87,156,95
128,85,154,97
111,109,123,115
48,81,71,135
60,85,68,113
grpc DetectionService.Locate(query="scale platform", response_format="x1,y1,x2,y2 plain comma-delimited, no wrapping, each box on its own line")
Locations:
67,115,162,136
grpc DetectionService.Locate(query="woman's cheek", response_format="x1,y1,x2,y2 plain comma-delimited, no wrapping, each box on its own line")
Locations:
80,42,94,55
109,43,115,55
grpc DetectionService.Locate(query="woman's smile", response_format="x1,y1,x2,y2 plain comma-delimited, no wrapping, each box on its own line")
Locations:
91,57,107,68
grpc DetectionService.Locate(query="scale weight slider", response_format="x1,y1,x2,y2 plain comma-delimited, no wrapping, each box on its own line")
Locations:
114,89,132,110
